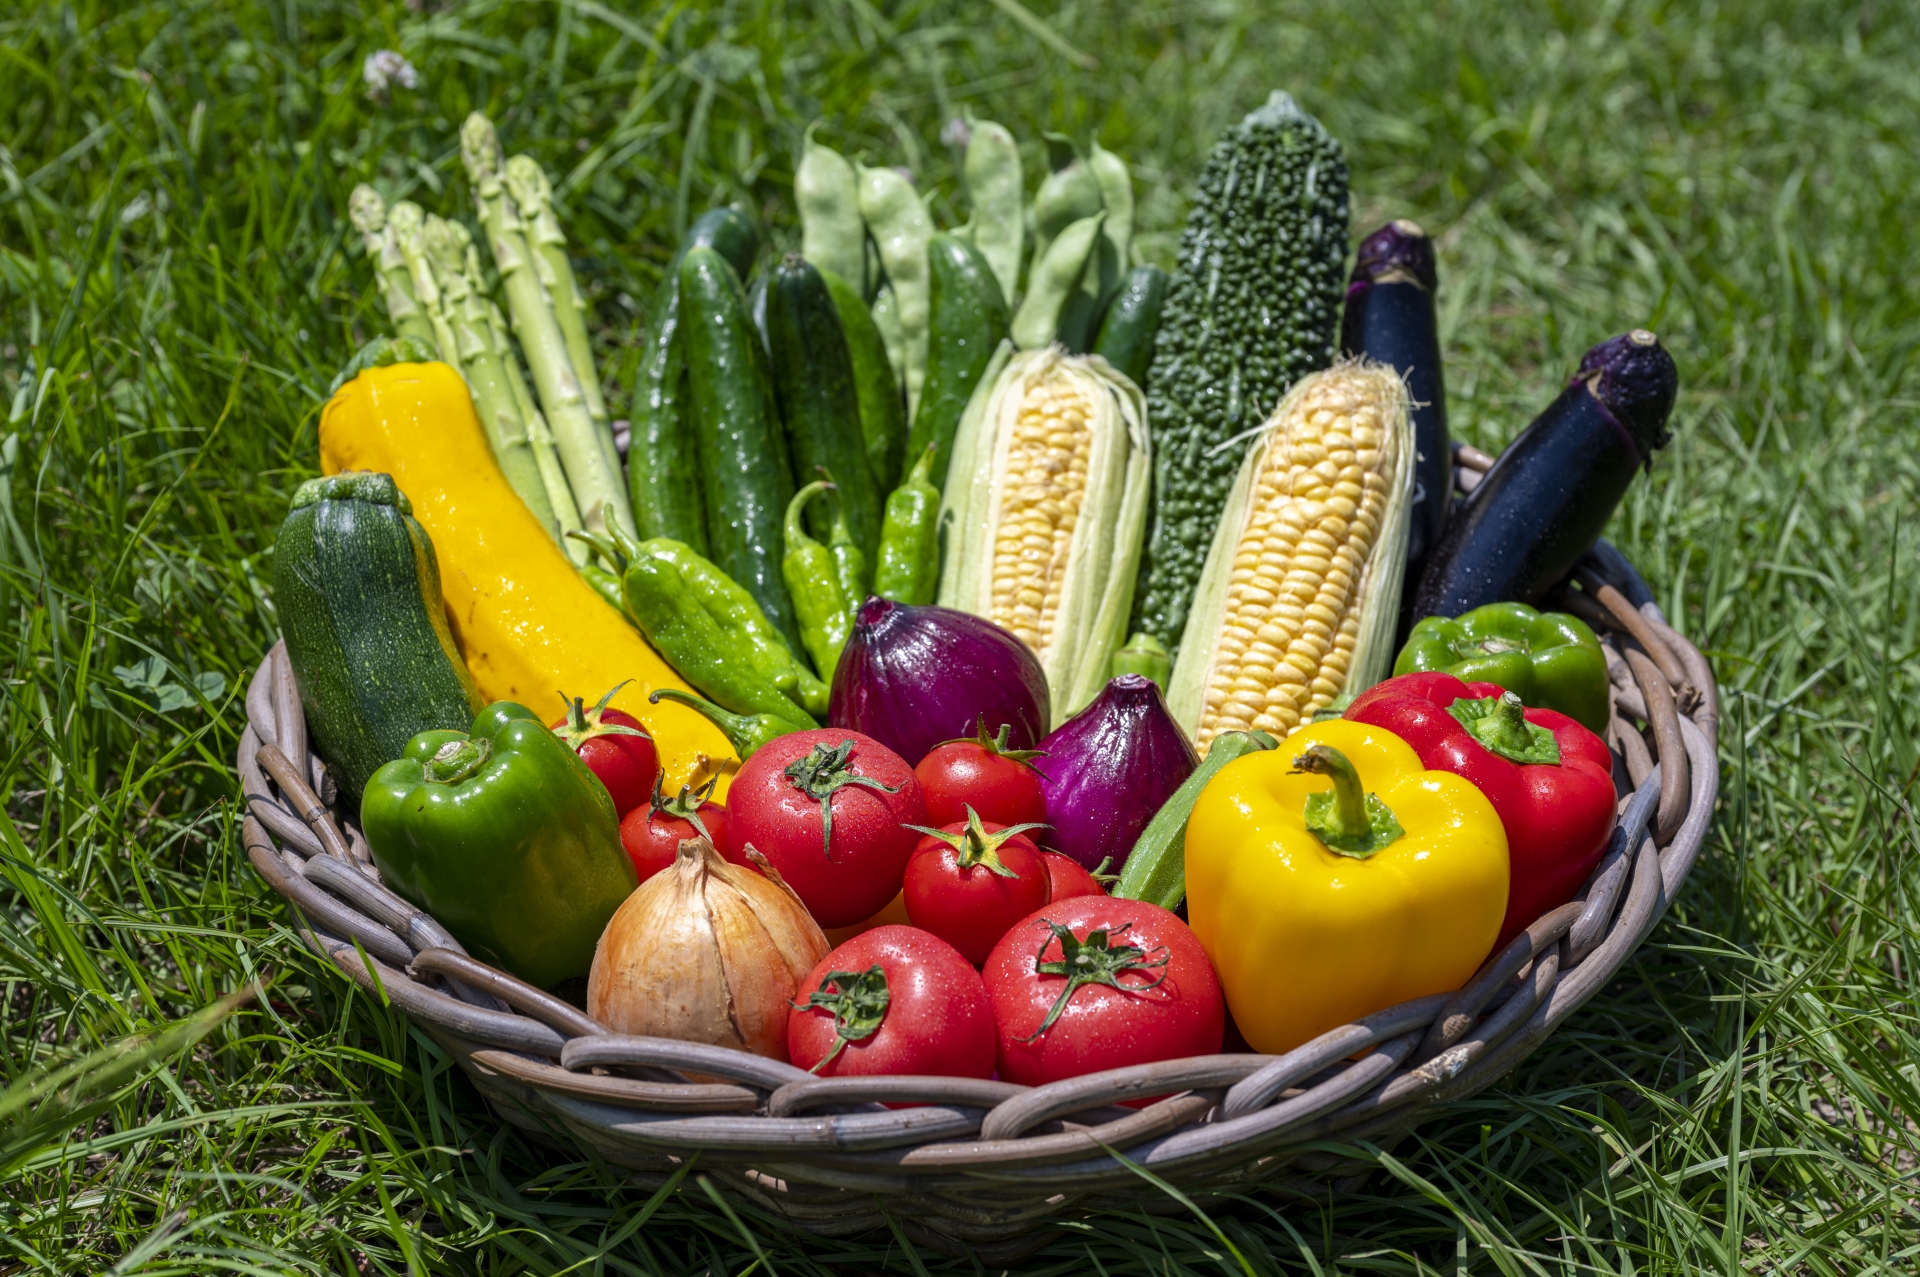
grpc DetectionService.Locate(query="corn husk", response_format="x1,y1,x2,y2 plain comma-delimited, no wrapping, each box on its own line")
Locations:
1167,360,1415,753
587,838,829,1060
938,344,1151,722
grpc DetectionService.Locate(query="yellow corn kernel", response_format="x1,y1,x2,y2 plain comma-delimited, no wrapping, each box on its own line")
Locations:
987,370,1095,656
1193,368,1403,753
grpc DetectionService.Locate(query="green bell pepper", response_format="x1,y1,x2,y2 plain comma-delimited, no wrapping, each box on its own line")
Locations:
361,702,638,988
1393,602,1610,734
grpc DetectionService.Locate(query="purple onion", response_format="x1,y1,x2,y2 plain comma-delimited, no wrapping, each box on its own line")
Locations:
1036,675,1198,872
828,598,1050,765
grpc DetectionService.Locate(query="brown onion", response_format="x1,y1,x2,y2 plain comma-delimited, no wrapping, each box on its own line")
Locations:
587,837,829,1060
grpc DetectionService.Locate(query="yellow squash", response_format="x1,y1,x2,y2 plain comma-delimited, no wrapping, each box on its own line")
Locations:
320,361,733,788
1183,717,1507,1054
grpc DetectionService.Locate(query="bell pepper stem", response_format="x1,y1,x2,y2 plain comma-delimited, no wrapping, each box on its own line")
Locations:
1446,691,1563,765
1293,744,1405,859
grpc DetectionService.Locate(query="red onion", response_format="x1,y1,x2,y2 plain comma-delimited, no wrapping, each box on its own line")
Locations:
828,598,1050,766
1036,675,1198,872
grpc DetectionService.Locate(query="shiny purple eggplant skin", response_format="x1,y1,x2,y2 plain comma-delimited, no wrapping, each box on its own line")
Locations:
1341,220,1449,625
828,597,1050,766
1409,329,1677,618
1034,675,1198,873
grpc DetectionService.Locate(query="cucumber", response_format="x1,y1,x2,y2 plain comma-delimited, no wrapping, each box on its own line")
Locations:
679,246,803,653
1091,265,1169,389
822,266,907,492
765,254,882,557
747,272,771,357
626,209,761,552
907,234,1010,492
273,472,481,803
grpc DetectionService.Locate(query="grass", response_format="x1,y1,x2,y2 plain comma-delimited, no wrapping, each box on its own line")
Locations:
1,0,1916,1271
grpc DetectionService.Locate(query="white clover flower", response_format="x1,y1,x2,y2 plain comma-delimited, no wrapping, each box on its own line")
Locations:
363,50,419,99
940,117,971,149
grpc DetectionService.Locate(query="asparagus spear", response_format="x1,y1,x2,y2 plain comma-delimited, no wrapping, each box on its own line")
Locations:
460,112,635,540
421,214,558,535
464,237,588,564
348,185,436,348
385,200,461,365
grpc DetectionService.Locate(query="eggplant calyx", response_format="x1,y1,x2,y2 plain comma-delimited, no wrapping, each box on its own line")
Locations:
783,739,901,860
1572,328,1679,462
1020,920,1170,1042
904,806,1048,879
928,714,1050,772
554,681,651,749
1448,692,1562,766
1291,744,1404,859
792,964,891,1072
1349,218,1437,293
648,772,720,843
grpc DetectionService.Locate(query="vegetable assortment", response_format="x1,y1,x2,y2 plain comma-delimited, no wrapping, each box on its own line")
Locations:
280,90,1689,1089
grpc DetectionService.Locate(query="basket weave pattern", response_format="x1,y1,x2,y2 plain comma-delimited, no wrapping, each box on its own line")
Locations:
235,532,1717,1248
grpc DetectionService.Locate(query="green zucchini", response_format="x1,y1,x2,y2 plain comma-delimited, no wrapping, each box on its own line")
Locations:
1112,728,1275,910
1091,265,1169,389
907,234,1010,492
625,208,761,553
680,246,803,654
822,266,907,491
765,254,882,558
273,472,481,803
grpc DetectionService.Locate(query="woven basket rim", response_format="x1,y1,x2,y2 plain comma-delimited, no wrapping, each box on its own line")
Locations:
235,528,1719,1246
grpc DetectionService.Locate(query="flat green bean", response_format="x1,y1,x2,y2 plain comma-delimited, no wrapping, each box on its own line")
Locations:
796,126,866,293
856,163,934,418
1011,211,1104,350
963,117,1024,307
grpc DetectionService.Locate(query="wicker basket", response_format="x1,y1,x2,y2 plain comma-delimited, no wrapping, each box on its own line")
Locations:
235,462,1717,1255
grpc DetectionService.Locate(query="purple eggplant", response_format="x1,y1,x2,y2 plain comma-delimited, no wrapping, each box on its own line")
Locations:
1409,330,1677,619
1035,674,1198,872
829,597,1049,765
1341,220,1448,639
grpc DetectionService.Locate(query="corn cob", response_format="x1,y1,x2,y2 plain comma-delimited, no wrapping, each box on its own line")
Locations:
1166,360,1413,753
939,345,1151,721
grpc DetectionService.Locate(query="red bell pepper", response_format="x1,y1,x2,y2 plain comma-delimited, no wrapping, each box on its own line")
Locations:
1345,672,1615,951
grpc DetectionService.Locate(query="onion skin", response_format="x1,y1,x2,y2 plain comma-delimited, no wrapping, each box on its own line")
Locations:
829,597,1050,765
1035,675,1198,872
587,838,829,1060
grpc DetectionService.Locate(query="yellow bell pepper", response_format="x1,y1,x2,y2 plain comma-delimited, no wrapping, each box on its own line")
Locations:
1184,718,1507,1054
319,361,734,789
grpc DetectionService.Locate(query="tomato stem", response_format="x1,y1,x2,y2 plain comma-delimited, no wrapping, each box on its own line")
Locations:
903,805,1047,879
792,965,890,1071
1020,920,1169,1043
783,738,901,859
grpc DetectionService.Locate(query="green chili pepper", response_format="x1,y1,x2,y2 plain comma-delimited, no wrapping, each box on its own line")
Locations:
649,688,809,760
621,548,822,728
1394,601,1610,734
637,537,830,718
827,483,871,605
782,480,856,678
873,442,942,605
361,703,637,988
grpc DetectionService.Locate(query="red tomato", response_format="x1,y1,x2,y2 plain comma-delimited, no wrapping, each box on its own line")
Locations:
913,719,1048,828
551,684,659,818
1041,851,1106,903
984,896,1224,1086
787,926,996,1080
727,729,926,928
618,777,730,884
902,811,1050,965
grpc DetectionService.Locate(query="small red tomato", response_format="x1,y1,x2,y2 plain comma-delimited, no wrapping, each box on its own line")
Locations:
1041,851,1106,903
551,683,659,817
618,775,730,884
902,809,1051,965
787,926,996,1080
913,717,1048,828
727,729,926,928
984,896,1224,1087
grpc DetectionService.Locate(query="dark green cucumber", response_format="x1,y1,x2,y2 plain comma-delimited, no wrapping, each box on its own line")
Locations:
272,472,481,803
822,266,907,492
907,234,1011,492
765,254,882,557
1091,265,1169,389
626,209,761,552
747,273,771,357
680,246,803,653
